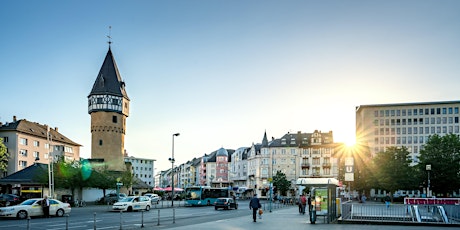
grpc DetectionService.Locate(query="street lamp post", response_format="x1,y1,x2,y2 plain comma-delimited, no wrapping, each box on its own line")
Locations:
426,164,431,197
47,127,54,198
169,133,180,207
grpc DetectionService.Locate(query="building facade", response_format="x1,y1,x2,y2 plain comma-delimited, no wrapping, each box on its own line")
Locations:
124,156,156,187
0,116,81,177
356,100,460,163
88,47,130,171
248,130,341,197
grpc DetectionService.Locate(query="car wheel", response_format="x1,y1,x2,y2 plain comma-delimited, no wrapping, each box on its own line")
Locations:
145,205,150,211
56,209,65,217
127,206,133,212
5,201,10,206
17,210,28,219
207,200,211,206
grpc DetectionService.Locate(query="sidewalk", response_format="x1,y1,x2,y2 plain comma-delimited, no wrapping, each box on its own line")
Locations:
166,206,446,230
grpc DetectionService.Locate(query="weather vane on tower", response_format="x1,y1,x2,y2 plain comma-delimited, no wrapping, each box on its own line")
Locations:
107,26,112,47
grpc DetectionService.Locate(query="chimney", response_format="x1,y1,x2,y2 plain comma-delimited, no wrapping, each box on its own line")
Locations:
13,116,17,122
55,127,59,132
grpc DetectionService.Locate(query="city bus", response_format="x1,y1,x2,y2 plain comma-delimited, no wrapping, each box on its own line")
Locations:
185,186,229,206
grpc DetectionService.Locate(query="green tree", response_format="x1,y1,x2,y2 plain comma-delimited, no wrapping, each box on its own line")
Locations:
418,134,460,196
89,165,117,197
121,170,135,192
0,138,9,173
372,146,417,195
273,171,290,195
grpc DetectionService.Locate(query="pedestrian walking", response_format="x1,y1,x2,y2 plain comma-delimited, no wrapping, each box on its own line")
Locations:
384,193,391,208
249,194,261,222
42,195,50,218
300,194,307,214
361,193,367,203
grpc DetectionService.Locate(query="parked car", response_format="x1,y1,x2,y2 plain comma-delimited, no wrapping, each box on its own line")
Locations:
99,193,127,204
214,198,238,210
0,194,21,207
0,198,71,219
112,196,151,212
144,193,160,204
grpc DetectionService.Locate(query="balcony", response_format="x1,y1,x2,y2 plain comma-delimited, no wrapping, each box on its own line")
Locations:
322,163,331,168
301,163,310,169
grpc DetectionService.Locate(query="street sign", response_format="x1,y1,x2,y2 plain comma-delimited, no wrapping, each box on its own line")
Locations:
116,182,123,186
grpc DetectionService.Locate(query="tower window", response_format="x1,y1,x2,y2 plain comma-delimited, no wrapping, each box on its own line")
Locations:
113,116,117,123
99,140,103,146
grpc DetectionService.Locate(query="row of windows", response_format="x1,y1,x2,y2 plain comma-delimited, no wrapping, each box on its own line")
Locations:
16,138,73,152
375,126,460,135
375,117,460,126
373,147,420,162
374,107,460,117
375,136,431,145
126,159,154,164
19,149,50,159
266,148,332,155
135,174,152,178
132,166,153,171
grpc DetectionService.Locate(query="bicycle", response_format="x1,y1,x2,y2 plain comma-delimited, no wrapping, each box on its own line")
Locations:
74,199,86,207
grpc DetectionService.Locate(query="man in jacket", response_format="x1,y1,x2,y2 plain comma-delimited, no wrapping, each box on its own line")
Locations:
249,194,261,222
42,195,50,218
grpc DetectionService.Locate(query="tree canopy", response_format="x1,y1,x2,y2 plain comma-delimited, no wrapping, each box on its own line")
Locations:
418,134,460,196
273,170,290,195
371,146,417,194
0,138,8,173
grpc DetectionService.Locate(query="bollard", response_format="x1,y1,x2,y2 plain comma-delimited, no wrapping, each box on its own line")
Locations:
173,208,175,224
66,214,69,230
94,212,97,230
119,210,123,230
141,210,144,228
27,216,31,230
157,209,160,226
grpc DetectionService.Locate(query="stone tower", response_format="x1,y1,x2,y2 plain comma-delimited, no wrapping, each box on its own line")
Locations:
88,47,129,171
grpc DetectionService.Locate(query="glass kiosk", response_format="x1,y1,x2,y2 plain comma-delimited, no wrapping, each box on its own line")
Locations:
296,178,339,224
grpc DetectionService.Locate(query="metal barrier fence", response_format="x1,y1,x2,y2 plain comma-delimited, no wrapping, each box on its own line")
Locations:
341,202,460,225
21,201,295,229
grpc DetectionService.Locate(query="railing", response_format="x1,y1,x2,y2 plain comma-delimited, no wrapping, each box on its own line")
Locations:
341,202,460,225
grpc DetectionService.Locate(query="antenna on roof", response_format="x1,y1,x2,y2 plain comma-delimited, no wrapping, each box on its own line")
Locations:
107,26,112,47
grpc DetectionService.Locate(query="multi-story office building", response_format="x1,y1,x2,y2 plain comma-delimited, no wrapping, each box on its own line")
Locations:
124,156,155,187
356,100,460,163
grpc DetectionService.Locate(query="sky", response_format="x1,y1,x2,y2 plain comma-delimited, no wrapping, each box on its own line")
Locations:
1,1,460,172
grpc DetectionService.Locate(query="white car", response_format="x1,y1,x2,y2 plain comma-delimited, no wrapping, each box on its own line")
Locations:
0,198,71,219
112,196,151,212
144,193,160,204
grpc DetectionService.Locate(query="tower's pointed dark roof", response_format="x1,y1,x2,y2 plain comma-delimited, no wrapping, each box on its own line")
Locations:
88,48,129,99
262,130,269,147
